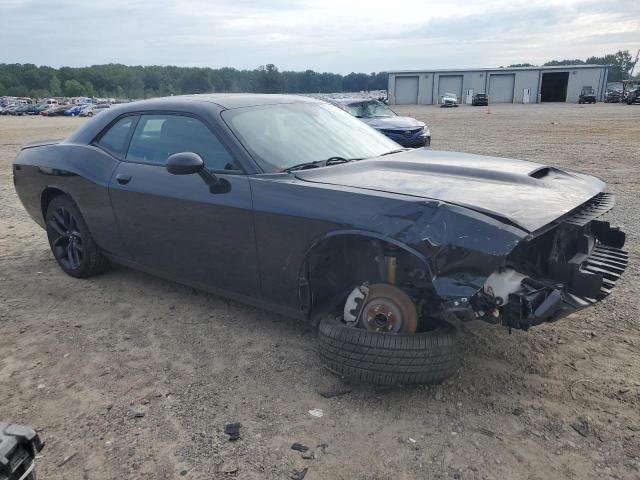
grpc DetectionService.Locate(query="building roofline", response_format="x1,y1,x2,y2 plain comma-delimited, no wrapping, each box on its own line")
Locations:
387,64,610,74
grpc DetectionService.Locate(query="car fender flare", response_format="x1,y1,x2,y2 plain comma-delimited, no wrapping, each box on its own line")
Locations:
297,229,435,316
39,184,71,221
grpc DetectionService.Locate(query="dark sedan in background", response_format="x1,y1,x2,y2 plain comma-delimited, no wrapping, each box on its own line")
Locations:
472,93,488,106
330,98,430,147
12,94,627,385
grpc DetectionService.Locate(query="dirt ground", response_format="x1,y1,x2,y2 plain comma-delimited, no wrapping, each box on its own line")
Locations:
1,103,639,480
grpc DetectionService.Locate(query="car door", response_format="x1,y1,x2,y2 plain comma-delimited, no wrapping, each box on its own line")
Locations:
108,113,260,297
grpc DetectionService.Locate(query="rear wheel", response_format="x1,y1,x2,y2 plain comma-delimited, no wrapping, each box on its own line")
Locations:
45,195,108,278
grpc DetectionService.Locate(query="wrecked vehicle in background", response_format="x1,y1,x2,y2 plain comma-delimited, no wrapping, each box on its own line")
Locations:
330,98,431,148
13,94,628,385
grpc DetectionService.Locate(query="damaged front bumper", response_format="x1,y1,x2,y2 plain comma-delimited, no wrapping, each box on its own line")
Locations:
502,242,628,330
471,194,629,330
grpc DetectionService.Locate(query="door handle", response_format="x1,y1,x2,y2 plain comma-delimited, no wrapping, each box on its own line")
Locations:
116,174,132,185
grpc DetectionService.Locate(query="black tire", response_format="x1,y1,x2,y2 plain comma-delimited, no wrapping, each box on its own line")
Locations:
45,195,108,278
318,316,459,385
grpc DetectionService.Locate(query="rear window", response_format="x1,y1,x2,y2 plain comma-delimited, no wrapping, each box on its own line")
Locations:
96,116,135,157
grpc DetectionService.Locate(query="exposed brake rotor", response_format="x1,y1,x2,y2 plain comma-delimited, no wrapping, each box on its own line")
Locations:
344,283,418,333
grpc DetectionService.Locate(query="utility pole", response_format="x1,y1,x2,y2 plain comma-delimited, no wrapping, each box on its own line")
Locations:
629,49,639,79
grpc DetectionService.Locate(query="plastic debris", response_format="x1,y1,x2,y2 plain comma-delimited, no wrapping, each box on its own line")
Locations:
291,443,309,452
224,423,241,441
308,408,323,418
291,467,308,480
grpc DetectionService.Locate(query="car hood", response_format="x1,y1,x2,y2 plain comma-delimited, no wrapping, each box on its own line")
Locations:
359,116,425,130
293,149,604,233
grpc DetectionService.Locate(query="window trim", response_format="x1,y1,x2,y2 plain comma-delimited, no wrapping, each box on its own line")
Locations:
91,113,140,160
120,111,246,175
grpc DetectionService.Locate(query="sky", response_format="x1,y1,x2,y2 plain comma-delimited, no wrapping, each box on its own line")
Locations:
1,0,638,73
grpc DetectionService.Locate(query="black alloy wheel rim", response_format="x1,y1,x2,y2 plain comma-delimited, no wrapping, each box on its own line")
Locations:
47,206,83,270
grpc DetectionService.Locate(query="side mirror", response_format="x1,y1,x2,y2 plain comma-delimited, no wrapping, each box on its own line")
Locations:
166,152,204,175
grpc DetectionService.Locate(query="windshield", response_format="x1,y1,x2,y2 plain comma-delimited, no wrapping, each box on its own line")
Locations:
222,102,399,172
342,100,395,118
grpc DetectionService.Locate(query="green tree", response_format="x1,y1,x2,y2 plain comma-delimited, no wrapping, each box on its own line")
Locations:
83,80,95,97
63,79,86,96
585,50,634,82
544,59,585,66
48,74,61,96
256,64,283,93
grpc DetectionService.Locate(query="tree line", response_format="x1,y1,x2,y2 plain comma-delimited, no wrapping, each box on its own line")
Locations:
508,50,636,83
0,63,388,99
1,50,635,100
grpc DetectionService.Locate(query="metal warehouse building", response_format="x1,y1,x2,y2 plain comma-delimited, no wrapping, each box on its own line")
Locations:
387,65,610,105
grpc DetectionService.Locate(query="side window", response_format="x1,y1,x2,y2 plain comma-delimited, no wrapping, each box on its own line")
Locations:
126,114,237,171
95,116,135,157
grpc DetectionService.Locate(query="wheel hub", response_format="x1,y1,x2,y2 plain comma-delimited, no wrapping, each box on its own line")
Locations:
357,283,418,334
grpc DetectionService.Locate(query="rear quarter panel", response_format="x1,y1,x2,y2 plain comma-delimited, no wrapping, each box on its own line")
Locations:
13,143,124,256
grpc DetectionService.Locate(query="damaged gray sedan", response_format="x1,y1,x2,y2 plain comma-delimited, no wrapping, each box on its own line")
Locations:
13,94,628,385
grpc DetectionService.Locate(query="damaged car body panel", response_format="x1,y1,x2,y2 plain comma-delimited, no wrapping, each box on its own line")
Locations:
284,154,625,330
12,94,627,337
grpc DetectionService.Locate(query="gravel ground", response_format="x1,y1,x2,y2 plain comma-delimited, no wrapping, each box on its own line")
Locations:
1,103,639,480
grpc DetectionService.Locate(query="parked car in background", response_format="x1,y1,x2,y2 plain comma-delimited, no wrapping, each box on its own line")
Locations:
79,104,110,117
625,88,640,105
63,105,85,116
41,105,72,117
33,104,49,115
331,98,430,147
579,87,596,104
440,92,459,107
605,90,623,103
472,93,488,106
12,94,628,385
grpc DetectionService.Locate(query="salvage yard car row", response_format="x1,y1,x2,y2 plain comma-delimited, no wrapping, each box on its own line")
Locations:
0,101,110,117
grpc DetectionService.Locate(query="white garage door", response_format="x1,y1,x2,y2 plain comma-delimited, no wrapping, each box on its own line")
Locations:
438,75,463,100
395,76,419,104
489,74,515,103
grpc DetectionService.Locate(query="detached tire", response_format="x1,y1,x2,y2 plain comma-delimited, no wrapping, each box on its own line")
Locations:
318,316,459,385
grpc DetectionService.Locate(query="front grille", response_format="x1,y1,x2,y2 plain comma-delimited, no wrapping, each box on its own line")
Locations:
563,192,615,226
581,244,628,299
382,128,422,137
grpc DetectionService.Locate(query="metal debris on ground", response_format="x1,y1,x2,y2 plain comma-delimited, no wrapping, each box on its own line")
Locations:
291,442,309,452
224,423,241,441
58,452,77,467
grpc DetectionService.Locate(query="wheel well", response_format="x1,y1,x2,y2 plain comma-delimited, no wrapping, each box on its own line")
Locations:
301,234,432,318
40,187,66,220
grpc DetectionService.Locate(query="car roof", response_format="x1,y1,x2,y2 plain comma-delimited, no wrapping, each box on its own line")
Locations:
121,93,323,110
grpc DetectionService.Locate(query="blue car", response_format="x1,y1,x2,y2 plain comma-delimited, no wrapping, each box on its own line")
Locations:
331,98,430,148
63,105,85,117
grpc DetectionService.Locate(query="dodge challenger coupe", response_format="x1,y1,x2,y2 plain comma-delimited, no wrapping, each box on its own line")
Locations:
13,94,628,385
